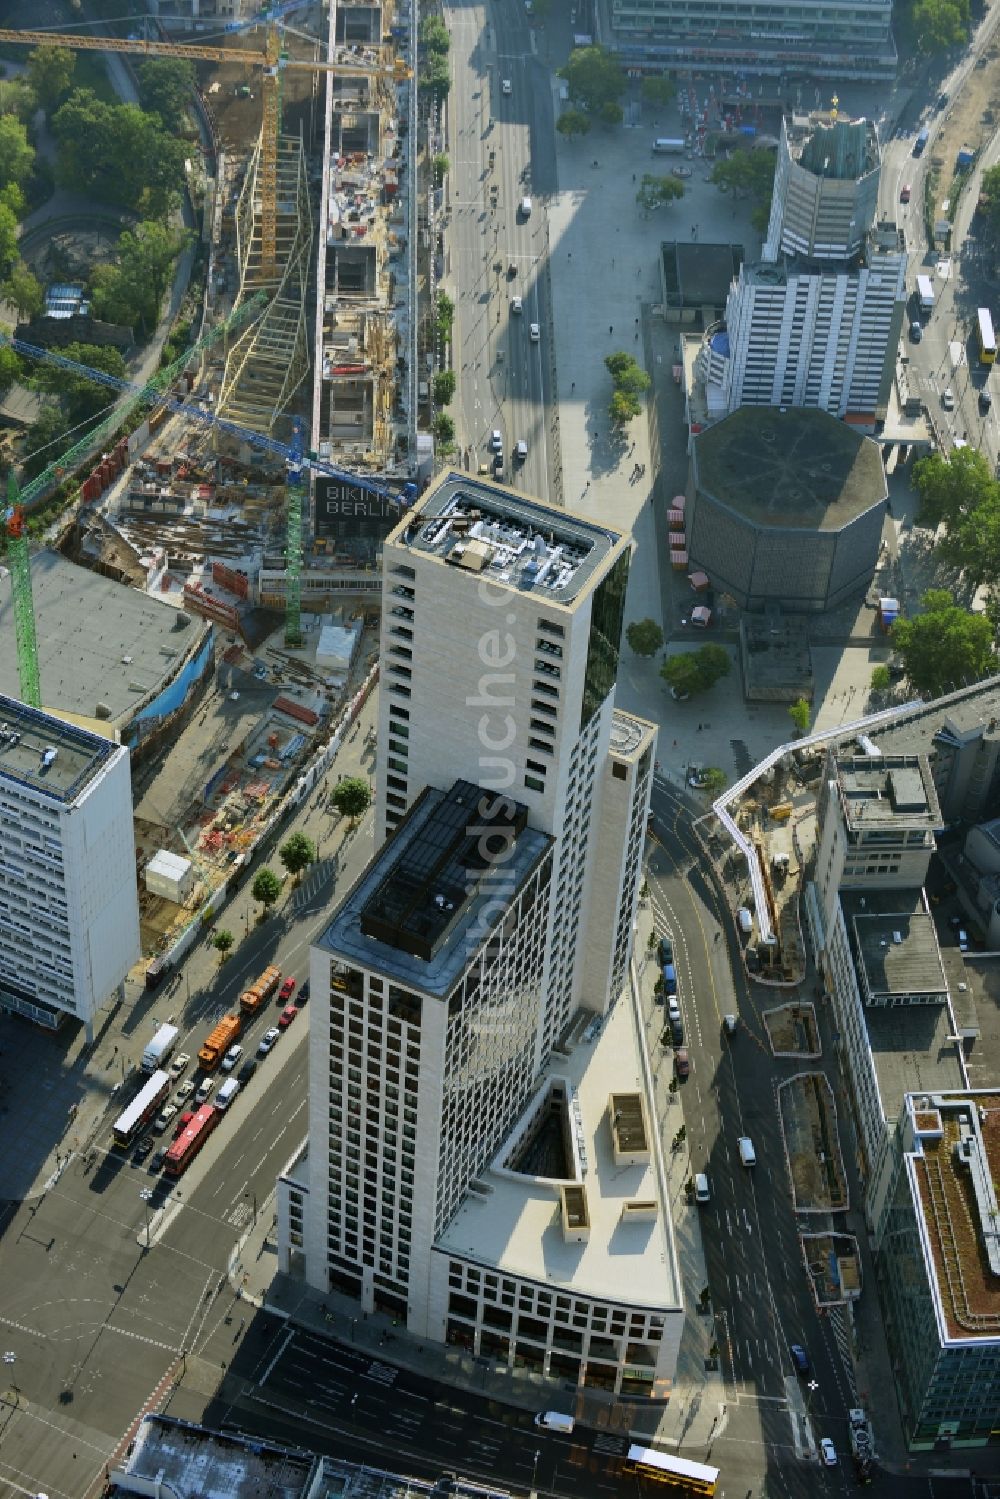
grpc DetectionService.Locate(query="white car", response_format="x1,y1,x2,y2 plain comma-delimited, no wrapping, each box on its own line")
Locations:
221,1044,243,1072
529,322,540,342
152,1103,178,1134
257,1027,281,1057
195,1077,214,1104
502,78,512,95
942,387,956,410
515,438,528,460
174,1079,195,1105
489,429,503,451
169,1052,190,1080
820,1438,837,1467
510,296,523,314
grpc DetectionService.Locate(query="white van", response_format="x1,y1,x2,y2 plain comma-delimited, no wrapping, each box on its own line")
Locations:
738,1136,756,1167
215,1077,241,1111
694,1173,711,1203
534,1411,575,1433
520,196,533,218
737,906,753,936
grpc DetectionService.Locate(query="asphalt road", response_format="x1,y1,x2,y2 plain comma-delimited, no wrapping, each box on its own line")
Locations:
450,0,555,499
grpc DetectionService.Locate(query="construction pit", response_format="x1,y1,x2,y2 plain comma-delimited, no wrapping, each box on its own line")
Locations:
778,1071,849,1214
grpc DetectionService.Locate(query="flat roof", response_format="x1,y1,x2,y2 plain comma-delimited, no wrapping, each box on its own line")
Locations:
693,406,886,531
388,473,624,606
0,550,205,728
835,755,941,828
873,677,1000,758
609,708,655,760
907,1091,1000,1342
0,693,118,804
320,781,552,995
661,241,744,308
437,996,679,1310
844,889,948,1002
120,1415,315,1499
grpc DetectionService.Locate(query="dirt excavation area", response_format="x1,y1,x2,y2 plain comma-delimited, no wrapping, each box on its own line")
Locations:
926,40,1000,228
778,1072,849,1212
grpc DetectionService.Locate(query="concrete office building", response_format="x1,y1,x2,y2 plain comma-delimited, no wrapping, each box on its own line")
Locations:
279,477,674,1398
875,1090,1000,1451
696,116,905,432
688,406,887,613
610,0,895,81
0,695,140,1036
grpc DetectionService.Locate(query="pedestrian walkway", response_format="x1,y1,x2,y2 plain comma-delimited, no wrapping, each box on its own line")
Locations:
223,901,725,1457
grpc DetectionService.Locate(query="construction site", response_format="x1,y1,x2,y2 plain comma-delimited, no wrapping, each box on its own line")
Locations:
0,0,420,967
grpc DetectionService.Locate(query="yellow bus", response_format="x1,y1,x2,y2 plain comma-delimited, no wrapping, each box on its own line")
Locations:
625,1444,719,1495
976,307,996,365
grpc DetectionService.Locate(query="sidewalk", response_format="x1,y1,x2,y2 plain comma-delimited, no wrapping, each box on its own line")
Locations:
224,903,725,1457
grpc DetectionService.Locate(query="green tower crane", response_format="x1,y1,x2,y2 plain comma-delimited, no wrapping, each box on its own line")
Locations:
4,473,41,709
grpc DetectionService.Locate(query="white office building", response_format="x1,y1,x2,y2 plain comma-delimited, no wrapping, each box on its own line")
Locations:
0,695,140,1037
279,477,677,1398
696,115,905,431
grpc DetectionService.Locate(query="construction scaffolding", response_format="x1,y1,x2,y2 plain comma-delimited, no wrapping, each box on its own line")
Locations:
220,129,313,432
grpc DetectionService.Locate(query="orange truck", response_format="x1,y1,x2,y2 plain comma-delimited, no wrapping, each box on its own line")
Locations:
239,964,281,1016
198,1013,243,1071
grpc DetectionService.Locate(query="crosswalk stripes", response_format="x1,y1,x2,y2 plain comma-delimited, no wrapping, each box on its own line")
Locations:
827,1306,858,1402
364,1359,398,1386
593,1435,626,1455
291,858,336,910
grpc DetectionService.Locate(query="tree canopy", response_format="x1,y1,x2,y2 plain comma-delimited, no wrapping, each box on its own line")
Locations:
891,590,995,695
605,350,650,426
911,0,969,50
90,220,189,334
279,831,317,880
0,116,35,192
136,58,197,131
419,16,451,101
31,341,128,425
710,146,777,230
911,445,1000,586
331,776,372,822
0,202,17,277
979,163,1000,239
558,45,625,113
636,173,685,212
660,644,731,695
626,618,664,656
21,403,67,480
640,76,676,109
788,698,811,734
2,262,44,320
26,46,75,114
0,344,21,399
556,108,591,140
252,867,283,911
52,90,187,219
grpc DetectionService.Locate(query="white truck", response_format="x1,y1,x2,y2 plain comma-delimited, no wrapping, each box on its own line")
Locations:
141,1022,179,1074
916,274,935,314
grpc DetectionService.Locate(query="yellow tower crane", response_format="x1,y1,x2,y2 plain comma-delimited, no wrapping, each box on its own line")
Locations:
0,25,410,280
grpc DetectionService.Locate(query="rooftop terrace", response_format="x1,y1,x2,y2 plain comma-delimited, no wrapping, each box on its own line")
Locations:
391,473,623,605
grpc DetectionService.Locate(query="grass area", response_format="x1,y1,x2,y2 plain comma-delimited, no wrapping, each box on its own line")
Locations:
69,52,118,105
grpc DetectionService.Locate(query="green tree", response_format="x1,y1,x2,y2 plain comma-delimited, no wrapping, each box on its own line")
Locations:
252,866,283,914
599,100,624,126
912,0,969,50
136,58,196,131
0,344,20,397
610,388,641,426
701,767,727,795
892,589,995,695
433,369,455,405
422,54,451,101
279,830,317,882
2,261,44,320
435,289,455,340
419,15,451,53
52,91,187,219
0,201,17,275
694,643,731,688
660,653,705,697
979,163,1000,239
0,115,34,190
21,403,67,480
606,351,651,395
871,665,892,690
331,775,372,824
911,444,996,528
213,928,235,959
26,46,75,114
626,618,665,656
0,182,25,220
710,146,777,229
556,108,592,140
432,153,449,186
90,220,188,334
636,173,685,212
559,45,625,113
0,79,39,128
788,697,811,735
31,341,127,424
433,411,456,447
640,76,676,109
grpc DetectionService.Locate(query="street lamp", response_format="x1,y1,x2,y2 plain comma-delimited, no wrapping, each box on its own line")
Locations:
532,1449,541,1491
139,1188,154,1248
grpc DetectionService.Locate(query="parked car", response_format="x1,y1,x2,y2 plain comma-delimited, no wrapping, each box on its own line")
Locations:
169,1052,191,1080
279,976,297,1003
221,1044,243,1072
258,1027,281,1056
173,1080,195,1106
667,995,681,1022
663,962,678,996
278,1004,299,1029
670,1014,684,1046
195,1077,214,1105
658,935,673,965
133,1134,155,1164
674,1047,690,1079
152,1103,178,1135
